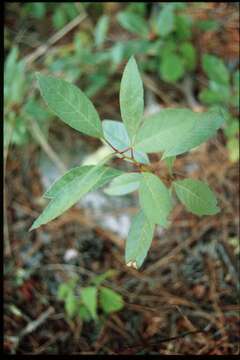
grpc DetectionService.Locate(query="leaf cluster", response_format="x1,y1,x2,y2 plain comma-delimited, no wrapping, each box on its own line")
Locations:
31,56,224,269
57,270,124,321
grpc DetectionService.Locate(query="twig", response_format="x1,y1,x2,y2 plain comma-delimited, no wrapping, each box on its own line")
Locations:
19,307,55,338
23,14,87,66
142,74,174,106
6,307,55,352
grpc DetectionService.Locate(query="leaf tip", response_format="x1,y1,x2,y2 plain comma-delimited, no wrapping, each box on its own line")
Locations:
29,219,41,232
29,223,37,232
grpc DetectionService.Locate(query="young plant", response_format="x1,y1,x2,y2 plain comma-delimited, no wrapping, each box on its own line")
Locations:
4,46,51,149
57,270,124,321
117,3,197,83
30,56,224,269
199,54,239,163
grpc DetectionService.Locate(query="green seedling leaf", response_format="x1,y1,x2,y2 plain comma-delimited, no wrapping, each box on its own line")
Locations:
202,54,230,85
199,85,230,105
102,120,149,164
117,11,149,37
30,155,114,230
104,173,141,196
175,14,192,40
57,283,71,300
99,287,124,314
65,292,79,318
91,269,118,286
159,52,185,83
156,5,174,37
173,179,220,216
81,286,98,320
36,73,103,138
120,56,144,142
197,19,220,31
139,173,172,226
125,210,155,269
95,15,109,48
179,42,197,71
44,165,122,198
79,304,91,322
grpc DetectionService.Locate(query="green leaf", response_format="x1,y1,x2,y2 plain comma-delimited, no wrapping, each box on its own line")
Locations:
156,5,174,37
202,54,230,85
52,8,67,30
57,283,71,300
95,15,109,48
199,85,230,105
175,14,192,40
227,138,239,163
4,47,26,107
173,179,220,216
103,120,129,151
125,210,155,268
120,57,144,142
224,117,239,138
102,120,149,164
159,52,185,83
197,19,220,31
36,73,103,138
44,165,122,198
91,269,118,286
79,304,91,322
132,150,149,165
162,109,225,158
104,173,141,196
139,173,172,226
117,11,149,37
30,157,114,230
81,286,98,320
135,109,196,153
233,70,239,90
99,287,124,314
65,292,79,318
135,108,224,157
179,42,197,71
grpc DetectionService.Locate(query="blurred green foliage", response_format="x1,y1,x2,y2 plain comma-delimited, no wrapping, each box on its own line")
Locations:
57,270,124,322
200,55,239,162
4,47,51,150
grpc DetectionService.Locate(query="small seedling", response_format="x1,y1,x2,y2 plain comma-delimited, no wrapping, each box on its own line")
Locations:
199,54,239,163
30,56,224,269
57,271,124,321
